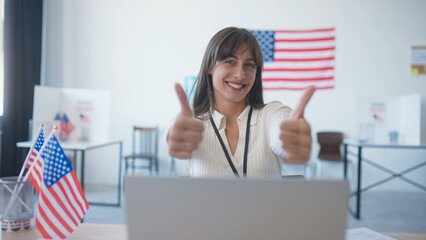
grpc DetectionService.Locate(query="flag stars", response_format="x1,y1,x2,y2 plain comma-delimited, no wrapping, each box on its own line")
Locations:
34,130,45,151
250,30,274,62
41,135,73,187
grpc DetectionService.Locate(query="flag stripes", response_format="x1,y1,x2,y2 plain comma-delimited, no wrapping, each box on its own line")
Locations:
36,207,66,239
28,158,43,193
26,151,38,169
55,181,84,221
35,172,88,238
25,130,44,169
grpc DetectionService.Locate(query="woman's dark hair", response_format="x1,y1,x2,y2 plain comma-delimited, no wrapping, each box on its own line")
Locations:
192,27,264,119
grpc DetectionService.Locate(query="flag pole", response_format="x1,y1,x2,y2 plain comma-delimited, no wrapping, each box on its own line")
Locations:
3,126,57,216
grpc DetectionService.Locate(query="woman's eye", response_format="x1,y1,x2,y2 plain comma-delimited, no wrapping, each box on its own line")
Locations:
225,59,236,64
245,63,256,69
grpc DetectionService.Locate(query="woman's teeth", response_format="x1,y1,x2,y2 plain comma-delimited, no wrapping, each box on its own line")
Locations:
227,82,243,89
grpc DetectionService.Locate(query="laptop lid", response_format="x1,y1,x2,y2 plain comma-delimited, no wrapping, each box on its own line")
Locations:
125,176,348,240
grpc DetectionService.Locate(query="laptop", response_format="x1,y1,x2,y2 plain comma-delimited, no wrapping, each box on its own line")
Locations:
125,176,348,240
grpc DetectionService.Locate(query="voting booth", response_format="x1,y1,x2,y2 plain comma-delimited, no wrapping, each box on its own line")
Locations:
31,86,110,143
356,93,426,145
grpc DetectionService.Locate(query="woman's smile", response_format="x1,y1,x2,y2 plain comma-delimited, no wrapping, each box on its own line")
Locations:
226,81,244,90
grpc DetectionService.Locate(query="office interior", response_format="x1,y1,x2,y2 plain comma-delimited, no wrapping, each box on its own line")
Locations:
0,0,425,237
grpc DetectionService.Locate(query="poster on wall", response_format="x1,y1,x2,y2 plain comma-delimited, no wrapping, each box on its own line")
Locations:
411,46,426,75
250,27,335,91
32,86,110,143
356,97,389,143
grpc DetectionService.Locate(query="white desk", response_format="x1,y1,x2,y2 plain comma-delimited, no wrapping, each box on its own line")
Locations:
1,224,425,240
16,139,123,207
343,140,426,219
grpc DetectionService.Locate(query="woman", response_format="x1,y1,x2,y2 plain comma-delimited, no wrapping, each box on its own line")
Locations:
167,27,314,177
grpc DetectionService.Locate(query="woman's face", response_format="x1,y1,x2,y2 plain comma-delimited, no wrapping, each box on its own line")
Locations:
209,44,257,109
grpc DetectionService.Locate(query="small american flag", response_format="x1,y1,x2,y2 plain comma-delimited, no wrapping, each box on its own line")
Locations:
79,113,90,124
370,102,385,123
60,113,75,139
251,28,335,90
25,129,45,169
32,134,89,239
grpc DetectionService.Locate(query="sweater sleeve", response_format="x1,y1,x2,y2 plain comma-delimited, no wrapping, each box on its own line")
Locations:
266,101,292,160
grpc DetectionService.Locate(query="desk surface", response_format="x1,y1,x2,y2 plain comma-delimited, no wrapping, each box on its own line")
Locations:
0,224,125,239
343,139,426,149
1,224,425,240
17,139,122,151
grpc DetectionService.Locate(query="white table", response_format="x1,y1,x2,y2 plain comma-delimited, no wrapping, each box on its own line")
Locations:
1,224,426,240
343,139,426,219
16,139,123,207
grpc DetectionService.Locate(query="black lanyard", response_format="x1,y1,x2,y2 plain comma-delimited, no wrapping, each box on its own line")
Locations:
209,107,253,178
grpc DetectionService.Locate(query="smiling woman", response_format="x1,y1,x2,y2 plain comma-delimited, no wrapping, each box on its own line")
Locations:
192,27,265,118
209,44,258,117
166,27,315,178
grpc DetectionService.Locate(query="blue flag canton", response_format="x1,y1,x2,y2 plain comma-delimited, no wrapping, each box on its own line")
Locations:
41,135,72,187
34,130,45,152
250,30,275,62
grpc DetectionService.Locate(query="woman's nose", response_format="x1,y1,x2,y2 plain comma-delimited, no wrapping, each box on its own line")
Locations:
233,65,245,80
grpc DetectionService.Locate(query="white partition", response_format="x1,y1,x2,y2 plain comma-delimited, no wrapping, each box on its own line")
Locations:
400,94,425,145
32,85,110,143
356,94,426,145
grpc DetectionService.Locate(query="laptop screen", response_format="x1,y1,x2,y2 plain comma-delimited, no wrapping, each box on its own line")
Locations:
125,176,348,240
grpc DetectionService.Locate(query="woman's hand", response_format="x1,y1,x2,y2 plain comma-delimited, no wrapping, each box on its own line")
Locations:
167,83,204,159
279,86,315,163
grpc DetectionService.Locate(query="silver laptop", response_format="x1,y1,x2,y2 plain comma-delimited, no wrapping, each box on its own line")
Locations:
125,176,348,240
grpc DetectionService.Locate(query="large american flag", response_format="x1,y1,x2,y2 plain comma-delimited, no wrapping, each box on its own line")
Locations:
251,28,335,90
29,134,89,239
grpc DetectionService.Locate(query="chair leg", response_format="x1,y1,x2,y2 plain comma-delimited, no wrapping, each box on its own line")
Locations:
149,160,153,175
124,158,129,175
131,159,136,175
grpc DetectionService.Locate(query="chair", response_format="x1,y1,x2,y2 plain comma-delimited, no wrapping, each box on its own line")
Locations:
315,131,344,177
124,126,159,175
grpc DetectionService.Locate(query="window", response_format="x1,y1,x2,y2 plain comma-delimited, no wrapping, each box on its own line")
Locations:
0,0,4,116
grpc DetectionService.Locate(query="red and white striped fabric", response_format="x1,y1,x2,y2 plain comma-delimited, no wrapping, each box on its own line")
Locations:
26,130,45,193
251,28,336,90
25,130,45,170
28,155,43,193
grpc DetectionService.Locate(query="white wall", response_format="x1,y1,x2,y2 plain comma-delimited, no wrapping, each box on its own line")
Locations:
42,0,426,190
